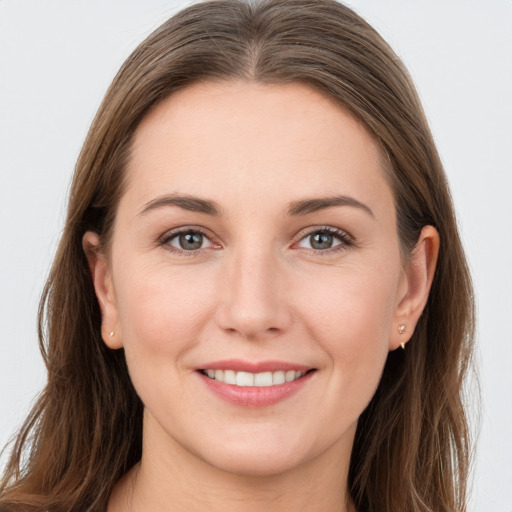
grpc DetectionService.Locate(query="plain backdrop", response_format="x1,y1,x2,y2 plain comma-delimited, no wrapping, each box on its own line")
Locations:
0,1,511,510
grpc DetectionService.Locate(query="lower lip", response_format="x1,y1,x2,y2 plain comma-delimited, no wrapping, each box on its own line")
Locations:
198,371,315,407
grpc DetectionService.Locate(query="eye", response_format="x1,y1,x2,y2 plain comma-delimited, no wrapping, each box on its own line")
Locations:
296,227,352,251
163,229,214,252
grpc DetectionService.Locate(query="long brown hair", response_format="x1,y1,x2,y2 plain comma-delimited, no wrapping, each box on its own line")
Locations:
0,1,475,510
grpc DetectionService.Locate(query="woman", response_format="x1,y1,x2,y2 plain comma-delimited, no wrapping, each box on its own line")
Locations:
0,0,475,511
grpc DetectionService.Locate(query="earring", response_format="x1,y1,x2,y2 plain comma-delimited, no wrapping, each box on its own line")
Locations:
109,331,114,338
398,324,406,350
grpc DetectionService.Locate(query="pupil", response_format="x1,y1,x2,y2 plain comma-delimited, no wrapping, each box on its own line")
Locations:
180,232,203,250
311,232,333,249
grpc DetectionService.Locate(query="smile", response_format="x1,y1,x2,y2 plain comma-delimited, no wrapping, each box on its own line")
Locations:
200,369,305,386
196,360,316,407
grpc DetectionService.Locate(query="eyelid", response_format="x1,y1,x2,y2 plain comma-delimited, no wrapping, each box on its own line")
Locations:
293,225,354,252
157,224,354,255
159,226,221,254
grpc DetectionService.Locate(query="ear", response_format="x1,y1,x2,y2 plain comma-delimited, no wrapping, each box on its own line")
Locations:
82,231,123,349
390,225,440,350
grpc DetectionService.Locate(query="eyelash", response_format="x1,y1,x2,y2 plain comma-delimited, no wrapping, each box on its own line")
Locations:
294,226,354,254
159,226,217,256
159,226,354,256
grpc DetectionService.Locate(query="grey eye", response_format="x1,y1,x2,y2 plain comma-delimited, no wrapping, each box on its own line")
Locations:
170,231,207,251
310,232,334,250
297,230,343,250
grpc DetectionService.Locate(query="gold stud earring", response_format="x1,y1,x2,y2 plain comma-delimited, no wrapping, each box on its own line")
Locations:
398,324,406,350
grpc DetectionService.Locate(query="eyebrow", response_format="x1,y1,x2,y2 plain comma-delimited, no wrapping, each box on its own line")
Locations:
139,194,222,216
138,193,373,218
286,195,374,217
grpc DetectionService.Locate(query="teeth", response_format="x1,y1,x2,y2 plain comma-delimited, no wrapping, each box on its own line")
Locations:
273,370,286,385
224,369,236,385
203,369,306,386
236,371,254,386
285,370,296,382
254,371,272,386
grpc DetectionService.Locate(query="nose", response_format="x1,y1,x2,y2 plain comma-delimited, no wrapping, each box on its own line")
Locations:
215,245,292,340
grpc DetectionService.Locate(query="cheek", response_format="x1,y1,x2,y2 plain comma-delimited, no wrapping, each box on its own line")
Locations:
112,261,221,417
294,262,399,405
298,263,398,346
114,260,217,359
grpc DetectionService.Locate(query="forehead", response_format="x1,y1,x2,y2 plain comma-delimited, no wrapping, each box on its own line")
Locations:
123,80,393,217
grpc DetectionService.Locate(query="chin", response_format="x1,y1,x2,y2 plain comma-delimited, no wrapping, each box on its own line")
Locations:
188,422,337,479
201,444,307,478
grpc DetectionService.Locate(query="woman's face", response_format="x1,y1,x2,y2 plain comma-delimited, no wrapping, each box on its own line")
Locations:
88,81,429,477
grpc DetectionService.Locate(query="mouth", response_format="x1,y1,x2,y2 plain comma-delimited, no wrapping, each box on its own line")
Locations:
198,368,314,387
195,359,317,406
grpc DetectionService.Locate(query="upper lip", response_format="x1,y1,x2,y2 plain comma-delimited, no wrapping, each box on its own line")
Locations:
197,359,313,373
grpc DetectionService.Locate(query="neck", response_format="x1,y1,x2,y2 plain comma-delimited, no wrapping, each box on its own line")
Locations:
108,412,357,512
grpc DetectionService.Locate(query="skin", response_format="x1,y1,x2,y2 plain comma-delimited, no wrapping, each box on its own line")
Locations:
84,81,439,512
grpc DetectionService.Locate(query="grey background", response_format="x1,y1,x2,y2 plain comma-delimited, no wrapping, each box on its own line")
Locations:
1,1,511,510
